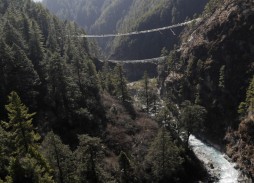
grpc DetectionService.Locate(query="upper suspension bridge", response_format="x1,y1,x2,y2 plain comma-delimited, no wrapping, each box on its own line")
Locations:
70,18,200,38
107,56,168,64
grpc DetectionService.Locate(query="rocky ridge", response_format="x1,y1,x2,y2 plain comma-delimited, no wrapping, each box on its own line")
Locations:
158,0,254,181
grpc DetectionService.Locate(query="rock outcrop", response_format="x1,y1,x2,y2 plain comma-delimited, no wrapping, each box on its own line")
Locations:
158,0,254,180
159,0,254,136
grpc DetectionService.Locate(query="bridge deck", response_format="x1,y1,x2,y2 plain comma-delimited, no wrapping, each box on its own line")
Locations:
68,19,200,38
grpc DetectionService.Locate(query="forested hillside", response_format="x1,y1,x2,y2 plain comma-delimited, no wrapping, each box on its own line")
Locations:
42,0,210,60
0,0,208,182
157,0,254,180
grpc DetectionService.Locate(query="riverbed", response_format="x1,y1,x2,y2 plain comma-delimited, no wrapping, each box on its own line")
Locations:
189,135,239,183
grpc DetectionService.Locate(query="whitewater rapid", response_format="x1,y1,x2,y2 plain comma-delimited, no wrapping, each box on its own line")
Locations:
189,135,239,183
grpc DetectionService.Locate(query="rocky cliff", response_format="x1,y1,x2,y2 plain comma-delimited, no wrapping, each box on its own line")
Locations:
159,0,254,180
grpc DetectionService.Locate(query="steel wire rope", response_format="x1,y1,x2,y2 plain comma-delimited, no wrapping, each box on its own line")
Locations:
67,19,200,38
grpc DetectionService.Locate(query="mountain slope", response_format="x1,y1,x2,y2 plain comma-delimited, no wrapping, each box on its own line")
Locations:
159,0,254,163
41,0,210,59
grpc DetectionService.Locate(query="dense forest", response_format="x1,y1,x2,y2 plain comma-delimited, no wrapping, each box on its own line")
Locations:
1,0,254,182
41,0,210,60
0,0,210,182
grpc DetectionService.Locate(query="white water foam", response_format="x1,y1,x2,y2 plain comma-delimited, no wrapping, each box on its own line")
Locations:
189,135,238,183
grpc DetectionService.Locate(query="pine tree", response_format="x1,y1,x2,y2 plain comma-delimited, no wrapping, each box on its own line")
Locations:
138,71,152,113
86,60,99,89
28,19,44,68
118,151,134,183
146,128,184,182
149,77,159,115
156,107,172,127
2,20,27,51
19,12,31,43
10,44,40,106
239,75,254,116
74,134,114,183
0,126,10,180
0,39,13,118
160,47,168,57
71,47,87,96
98,71,106,91
105,72,115,95
90,38,99,57
1,91,41,154
167,50,177,77
219,65,225,88
46,29,59,53
36,3,50,40
65,37,75,64
180,104,207,147
7,155,54,183
42,131,74,183
114,64,130,103
46,52,72,119
79,28,90,53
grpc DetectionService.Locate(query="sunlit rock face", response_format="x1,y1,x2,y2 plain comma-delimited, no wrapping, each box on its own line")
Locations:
156,0,254,181
158,0,254,140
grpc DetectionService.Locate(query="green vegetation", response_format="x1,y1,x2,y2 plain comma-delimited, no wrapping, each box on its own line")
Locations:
0,0,238,182
146,127,184,182
42,0,210,59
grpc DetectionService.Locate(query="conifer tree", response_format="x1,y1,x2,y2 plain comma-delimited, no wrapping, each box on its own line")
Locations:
46,29,59,53
219,65,225,88
146,128,184,182
90,38,99,57
102,61,111,76
80,28,90,53
98,71,106,91
156,107,172,128
74,134,114,183
118,151,134,183
11,44,40,105
160,47,168,57
86,60,99,89
19,12,31,43
7,155,54,183
36,3,50,40
180,104,207,147
2,20,28,51
114,64,130,103
149,77,159,115
1,91,41,154
0,38,13,117
42,131,73,183
239,75,254,116
167,50,177,77
47,52,71,117
105,72,115,95
139,71,151,113
65,37,75,64
71,48,87,97
0,126,10,180
29,19,44,67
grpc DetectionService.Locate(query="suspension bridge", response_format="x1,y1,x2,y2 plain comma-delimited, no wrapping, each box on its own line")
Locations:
106,56,169,64
70,18,200,38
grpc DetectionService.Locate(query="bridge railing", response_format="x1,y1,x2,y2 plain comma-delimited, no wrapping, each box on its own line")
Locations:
67,19,200,38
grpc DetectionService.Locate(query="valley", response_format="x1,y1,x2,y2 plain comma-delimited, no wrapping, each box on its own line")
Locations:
0,0,254,182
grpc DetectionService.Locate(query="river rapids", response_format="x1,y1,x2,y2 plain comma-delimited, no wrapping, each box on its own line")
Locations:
189,135,239,183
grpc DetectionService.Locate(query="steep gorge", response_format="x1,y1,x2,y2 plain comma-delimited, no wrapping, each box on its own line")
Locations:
157,0,254,180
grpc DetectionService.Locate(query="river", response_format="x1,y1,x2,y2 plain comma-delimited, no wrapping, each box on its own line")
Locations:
189,135,239,183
